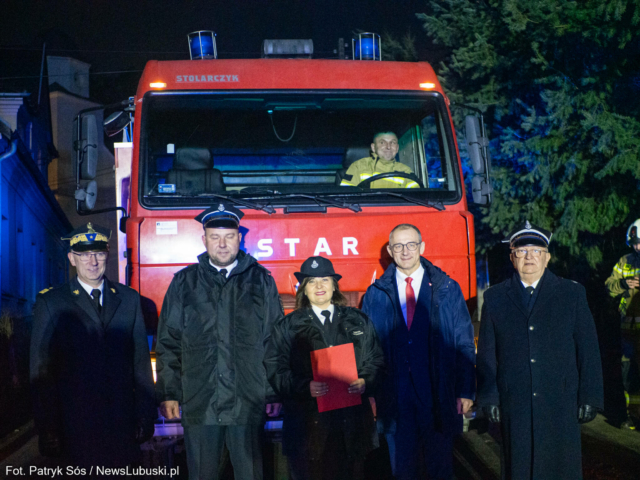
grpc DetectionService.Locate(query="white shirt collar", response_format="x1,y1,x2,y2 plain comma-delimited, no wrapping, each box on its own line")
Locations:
312,304,335,324
395,264,425,283
521,277,541,289
209,259,238,277
77,277,104,297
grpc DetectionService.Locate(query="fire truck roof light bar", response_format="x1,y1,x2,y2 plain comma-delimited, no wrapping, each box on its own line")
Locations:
150,82,166,89
353,33,381,61
262,39,314,58
188,30,218,60
420,83,436,89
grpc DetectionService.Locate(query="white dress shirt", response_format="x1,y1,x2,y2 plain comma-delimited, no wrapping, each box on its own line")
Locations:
77,277,104,306
395,265,425,325
312,304,335,325
209,259,238,277
520,278,541,289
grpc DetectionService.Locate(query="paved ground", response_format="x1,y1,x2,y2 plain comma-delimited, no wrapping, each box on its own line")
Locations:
2,415,640,479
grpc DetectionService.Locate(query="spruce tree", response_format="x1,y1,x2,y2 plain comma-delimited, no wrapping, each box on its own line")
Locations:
416,0,640,277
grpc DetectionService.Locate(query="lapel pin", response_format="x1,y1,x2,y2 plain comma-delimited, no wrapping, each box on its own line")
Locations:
73,289,80,295
111,288,116,293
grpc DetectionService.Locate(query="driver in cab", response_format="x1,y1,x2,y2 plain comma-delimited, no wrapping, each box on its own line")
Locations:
340,132,419,189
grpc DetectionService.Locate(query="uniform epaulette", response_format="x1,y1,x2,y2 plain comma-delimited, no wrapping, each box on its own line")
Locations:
38,287,52,295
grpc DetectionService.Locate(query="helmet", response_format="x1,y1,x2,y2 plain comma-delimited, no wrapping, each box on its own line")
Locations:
627,219,640,246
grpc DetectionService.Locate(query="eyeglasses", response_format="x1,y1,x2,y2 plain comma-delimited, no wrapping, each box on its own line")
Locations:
307,278,332,287
511,248,548,258
390,242,421,253
72,252,108,262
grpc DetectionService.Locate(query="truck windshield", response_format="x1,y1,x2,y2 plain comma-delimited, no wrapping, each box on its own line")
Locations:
140,91,461,208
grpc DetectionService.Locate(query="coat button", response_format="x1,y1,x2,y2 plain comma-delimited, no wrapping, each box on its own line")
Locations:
531,359,536,363
533,393,537,397
529,326,534,330
408,340,412,344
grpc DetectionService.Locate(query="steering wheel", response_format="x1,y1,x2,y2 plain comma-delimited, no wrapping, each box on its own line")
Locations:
358,172,424,189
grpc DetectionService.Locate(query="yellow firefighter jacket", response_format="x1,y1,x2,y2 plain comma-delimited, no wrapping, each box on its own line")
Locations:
339,156,419,189
605,252,640,317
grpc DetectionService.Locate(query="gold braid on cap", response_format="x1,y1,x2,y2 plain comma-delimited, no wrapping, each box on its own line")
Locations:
70,232,109,246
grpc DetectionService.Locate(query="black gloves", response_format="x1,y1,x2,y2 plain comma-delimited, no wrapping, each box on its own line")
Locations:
578,404,597,424
135,419,155,444
483,405,501,423
39,431,62,457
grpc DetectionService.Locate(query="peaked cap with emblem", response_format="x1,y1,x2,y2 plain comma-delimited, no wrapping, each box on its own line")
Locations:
62,222,111,252
502,220,552,249
195,202,244,229
294,256,342,283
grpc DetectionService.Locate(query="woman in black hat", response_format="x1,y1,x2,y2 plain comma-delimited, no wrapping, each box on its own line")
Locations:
264,256,385,480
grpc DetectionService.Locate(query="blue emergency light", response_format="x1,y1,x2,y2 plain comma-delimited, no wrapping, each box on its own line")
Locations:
353,33,381,61
188,31,217,60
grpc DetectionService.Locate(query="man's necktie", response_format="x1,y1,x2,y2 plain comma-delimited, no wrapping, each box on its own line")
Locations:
405,277,416,330
91,289,102,314
219,269,228,281
525,286,535,309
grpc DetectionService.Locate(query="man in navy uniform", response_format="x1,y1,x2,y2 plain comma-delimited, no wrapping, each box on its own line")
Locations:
156,203,283,480
362,223,475,480
30,223,156,469
477,221,603,479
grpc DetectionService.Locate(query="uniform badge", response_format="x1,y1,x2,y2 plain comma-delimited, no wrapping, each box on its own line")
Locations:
218,204,225,211
311,260,319,268
111,288,116,293
525,220,532,229
73,289,80,295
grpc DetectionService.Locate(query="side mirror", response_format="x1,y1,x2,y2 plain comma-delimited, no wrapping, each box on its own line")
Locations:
472,176,492,206
465,115,488,174
75,180,98,211
104,111,131,137
80,115,98,179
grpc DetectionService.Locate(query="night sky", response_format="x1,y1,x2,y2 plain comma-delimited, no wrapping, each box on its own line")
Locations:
1,0,436,104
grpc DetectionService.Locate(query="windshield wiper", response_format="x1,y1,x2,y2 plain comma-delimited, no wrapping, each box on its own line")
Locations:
241,190,362,213
341,191,445,211
197,193,276,214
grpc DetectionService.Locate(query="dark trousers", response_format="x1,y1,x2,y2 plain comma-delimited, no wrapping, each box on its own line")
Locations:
288,429,365,480
388,374,454,480
184,424,263,480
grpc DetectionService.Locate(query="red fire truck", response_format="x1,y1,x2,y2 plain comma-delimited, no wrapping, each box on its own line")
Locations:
75,34,490,338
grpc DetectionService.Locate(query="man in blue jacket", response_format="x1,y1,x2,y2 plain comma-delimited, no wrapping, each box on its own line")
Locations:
362,223,475,480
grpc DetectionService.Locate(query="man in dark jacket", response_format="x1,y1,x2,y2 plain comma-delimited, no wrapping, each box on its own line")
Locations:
477,221,604,480
156,203,284,480
362,223,475,480
30,223,156,470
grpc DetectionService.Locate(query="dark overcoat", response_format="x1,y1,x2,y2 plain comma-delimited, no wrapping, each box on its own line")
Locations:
477,270,604,480
30,277,156,468
264,306,385,460
362,258,476,436
156,250,283,426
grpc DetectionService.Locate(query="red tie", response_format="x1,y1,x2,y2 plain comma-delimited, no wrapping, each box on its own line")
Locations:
405,277,416,330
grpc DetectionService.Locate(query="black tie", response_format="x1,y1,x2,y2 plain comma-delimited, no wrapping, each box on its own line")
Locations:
91,289,102,314
525,286,535,309
219,269,228,281
321,310,331,327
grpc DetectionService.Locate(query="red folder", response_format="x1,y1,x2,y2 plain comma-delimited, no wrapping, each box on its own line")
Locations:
310,343,361,413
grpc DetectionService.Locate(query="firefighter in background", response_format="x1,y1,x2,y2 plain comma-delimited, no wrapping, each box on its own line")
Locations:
30,223,156,470
605,218,640,429
339,132,420,189
156,203,283,480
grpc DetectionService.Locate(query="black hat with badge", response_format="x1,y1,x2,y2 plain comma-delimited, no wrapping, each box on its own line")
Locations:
294,256,343,283
62,222,111,252
502,220,552,249
195,202,244,229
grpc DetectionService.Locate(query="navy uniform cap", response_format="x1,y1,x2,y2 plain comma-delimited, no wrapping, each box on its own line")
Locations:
502,220,552,249
195,202,244,229
294,256,342,283
62,222,111,252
